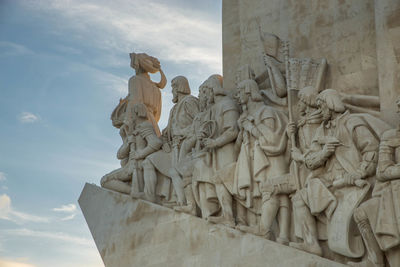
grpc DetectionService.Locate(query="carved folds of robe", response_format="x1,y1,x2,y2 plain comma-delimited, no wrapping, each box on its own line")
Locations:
233,105,289,213
192,96,240,214
302,111,390,257
361,128,400,251
126,74,162,136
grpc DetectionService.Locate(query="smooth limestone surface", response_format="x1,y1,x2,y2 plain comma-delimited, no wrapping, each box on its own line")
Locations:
79,183,345,267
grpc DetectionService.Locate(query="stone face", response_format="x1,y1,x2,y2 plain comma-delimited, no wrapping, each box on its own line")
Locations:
79,183,345,267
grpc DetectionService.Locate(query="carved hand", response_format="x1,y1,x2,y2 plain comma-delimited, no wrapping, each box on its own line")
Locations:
286,122,297,137
322,142,337,158
291,147,304,163
242,120,254,133
264,54,275,66
203,138,217,149
127,135,135,144
333,172,364,188
131,150,145,160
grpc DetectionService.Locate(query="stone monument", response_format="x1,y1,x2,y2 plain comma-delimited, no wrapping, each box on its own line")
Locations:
79,1,400,266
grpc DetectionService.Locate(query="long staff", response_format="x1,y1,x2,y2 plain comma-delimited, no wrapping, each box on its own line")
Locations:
284,42,301,191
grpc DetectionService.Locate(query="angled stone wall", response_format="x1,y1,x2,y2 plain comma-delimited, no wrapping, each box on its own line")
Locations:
79,183,345,267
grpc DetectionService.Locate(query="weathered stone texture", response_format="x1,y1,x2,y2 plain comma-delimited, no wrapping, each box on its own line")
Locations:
223,0,379,96
79,183,345,267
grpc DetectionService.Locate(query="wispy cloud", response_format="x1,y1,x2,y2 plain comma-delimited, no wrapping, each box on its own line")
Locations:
53,204,77,221
0,41,34,58
18,112,40,123
2,228,92,246
23,0,222,73
0,258,36,267
0,194,50,224
0,172,6,182
53,204,77,213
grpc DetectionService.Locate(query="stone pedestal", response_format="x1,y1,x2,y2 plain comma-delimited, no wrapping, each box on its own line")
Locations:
79,183,345,267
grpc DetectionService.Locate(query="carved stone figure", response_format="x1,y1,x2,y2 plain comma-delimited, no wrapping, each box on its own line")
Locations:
124,52,167,136
162,76,199,210
233,79,291,245
349,97,400,267
193,75,240,227
101,103,162,195
288,86,323,188
171,83,214,215
100,122,133,194
289,89,381,257
191,84,220,219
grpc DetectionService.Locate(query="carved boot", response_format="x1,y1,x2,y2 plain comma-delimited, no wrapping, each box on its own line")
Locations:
235,224,262,236
259,196,279,240
207,215,235,228
289,195,322,256
235,202,248,228
142,159,158,203
208,184,235,228
174,183,197,216
348,207,385,267
169,167,186,206
277,205,290,246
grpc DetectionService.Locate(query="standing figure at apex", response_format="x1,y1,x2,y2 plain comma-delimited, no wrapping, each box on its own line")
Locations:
125,52,167,136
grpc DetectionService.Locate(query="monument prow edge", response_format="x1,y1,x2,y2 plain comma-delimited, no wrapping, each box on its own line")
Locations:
79,183,345,267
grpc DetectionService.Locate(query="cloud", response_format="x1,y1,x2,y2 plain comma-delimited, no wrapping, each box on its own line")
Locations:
0,172,6,182
53,204,77,213
60,214,76,221
2,228,92,247
18,112,40,123
0,41,33,58
0,194,50,224
53,204,78,221
0,259,36,267
23,0,222,73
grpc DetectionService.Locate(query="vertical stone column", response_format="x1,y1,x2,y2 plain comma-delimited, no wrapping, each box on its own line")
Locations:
222,0,241,91
375,0,400,125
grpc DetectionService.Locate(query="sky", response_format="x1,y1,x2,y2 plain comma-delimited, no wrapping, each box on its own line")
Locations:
0,1,222,266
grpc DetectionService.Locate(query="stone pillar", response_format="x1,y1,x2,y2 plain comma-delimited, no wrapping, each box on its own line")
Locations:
375,0,400,126
222,0,241,91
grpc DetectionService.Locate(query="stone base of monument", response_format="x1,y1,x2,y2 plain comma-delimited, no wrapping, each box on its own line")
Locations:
79,183,345,267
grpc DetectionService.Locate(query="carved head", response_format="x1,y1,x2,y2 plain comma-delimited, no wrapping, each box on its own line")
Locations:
171,76,191,103
201,75,224,104
236,79,263,104
297,86,318,115
316,89,346,122
130,53,160,74
198,84,209,112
